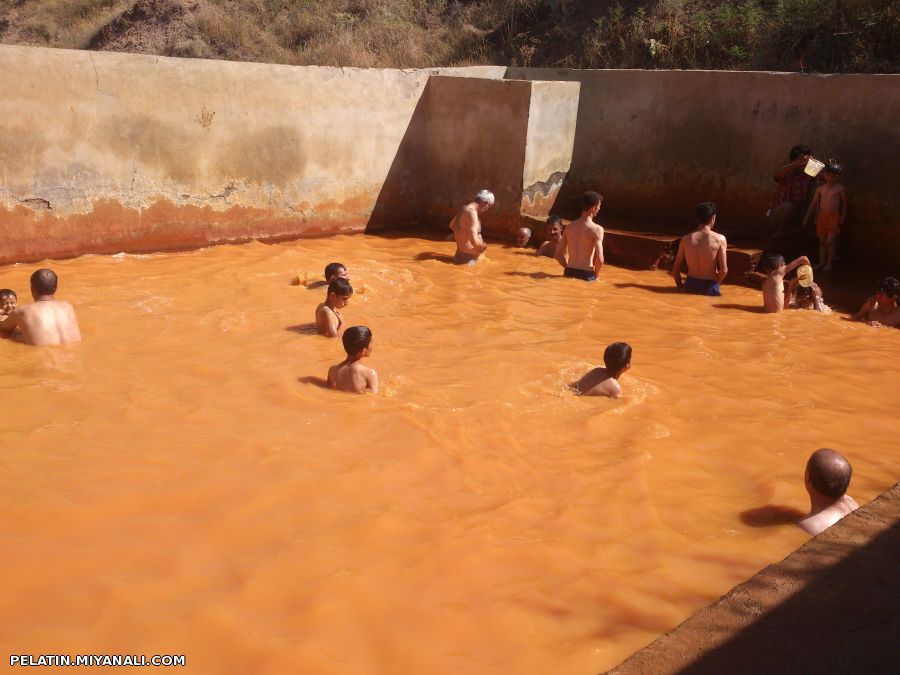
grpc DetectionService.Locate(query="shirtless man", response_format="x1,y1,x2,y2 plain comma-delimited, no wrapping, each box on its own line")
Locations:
555,191,604,281
574,342,632,399
672,202,728,295
515,227,532,248
851,276,900,327
0,269,81,346
327,326,379,394
537,216,563,258
798,448,859,536
449,189,493,265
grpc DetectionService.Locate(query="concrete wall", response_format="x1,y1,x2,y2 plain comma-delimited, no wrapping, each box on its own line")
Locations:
506,68,900,266
0,44,505,264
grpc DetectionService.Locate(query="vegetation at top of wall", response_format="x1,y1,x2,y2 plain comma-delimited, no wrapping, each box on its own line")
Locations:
0,0,896,72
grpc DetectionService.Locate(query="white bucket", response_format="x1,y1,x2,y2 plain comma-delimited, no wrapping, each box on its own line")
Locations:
804,158,825,177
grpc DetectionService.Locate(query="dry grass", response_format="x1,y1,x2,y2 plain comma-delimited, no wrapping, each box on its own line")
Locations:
0,0,896,72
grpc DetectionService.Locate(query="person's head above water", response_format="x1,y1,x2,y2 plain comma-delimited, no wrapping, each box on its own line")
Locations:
324,262,349,282
760,252,786,274
823,160,842,183
0,289,16,314
805,448,852,501
474,189,495,212
546,215,563,240
696,201,717,226
875,276,899,306
603,342,632,377
516,227,532,247
789,144,811,161
795,284,817,309
581,191,603,215
326,278,353,308
30,269,58,298
342,325,373,358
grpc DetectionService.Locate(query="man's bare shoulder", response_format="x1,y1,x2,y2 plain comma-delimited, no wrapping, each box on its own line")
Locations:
589,222,604,237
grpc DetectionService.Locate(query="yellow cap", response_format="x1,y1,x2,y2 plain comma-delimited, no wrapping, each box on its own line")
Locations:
796,265,814,288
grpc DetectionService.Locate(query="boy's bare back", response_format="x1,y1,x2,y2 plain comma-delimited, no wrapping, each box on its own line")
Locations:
327,360,378,394
681,229,727,281
574,367,623,398
8,300,81,346
557,217,604,272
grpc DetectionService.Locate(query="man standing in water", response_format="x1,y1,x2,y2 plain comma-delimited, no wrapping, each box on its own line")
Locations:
449,189,493,265
555,191,604,280
672,202,728,295
0,269,81,345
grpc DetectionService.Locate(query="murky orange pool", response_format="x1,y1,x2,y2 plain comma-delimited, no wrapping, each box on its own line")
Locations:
1,234,897,673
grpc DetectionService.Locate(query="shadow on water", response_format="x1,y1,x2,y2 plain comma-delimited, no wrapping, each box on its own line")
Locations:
414,252,456,264
286,323,319,335
298,375,329,388
713,302,765,313
740,504,806,527
504,271,558,280
614,282,682,294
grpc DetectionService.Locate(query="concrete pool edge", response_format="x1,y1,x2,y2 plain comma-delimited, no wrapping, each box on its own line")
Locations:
607,483,900,674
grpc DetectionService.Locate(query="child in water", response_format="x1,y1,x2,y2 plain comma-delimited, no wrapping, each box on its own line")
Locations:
574,342,632,398
328,326,379,394
316,278,352,337
786,279,829,312
324,262,350,283
760,253,810,313
0,289,16,319
803,161,846,272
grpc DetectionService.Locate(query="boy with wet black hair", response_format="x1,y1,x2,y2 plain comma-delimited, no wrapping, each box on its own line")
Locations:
324,262,349,283
316,278,352,337
852,276,900,327
798,448,858,536
327,325,379,394
803,161,846,272
759,252,810,313
574,342,632,399
0,289,16,319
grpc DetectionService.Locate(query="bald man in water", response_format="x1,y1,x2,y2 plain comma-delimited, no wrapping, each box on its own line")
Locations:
798,448,859,536
672,202,728,295
0,269,81,346
555,191,604,280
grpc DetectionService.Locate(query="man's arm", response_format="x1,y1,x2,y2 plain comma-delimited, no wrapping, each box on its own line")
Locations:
851,297,875,322
466,216,486,252
593,228,605,275
716,236,729,283
672,238,686,288
0,311,19,334
774,156,807,179
554,229,569,269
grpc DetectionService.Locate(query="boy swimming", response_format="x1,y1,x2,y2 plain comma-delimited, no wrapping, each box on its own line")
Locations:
802,161,846,272
574,342,632,398
759,253,811,313
327,325,379,394
0,289,16,319
316,278,352,337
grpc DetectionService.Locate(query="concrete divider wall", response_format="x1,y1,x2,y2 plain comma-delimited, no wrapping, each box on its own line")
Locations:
0,45,505,264
506,68,900,266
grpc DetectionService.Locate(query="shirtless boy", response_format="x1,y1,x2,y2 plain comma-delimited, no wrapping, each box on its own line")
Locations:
316,278,352,338
324,262,350,283
759,253,811,313
672,202,727,295
574,342,632,399
803,162,846,272
0,289,16,319
449,189,493,265
0,269,81,346
798,448,859,536
327,325,379,394
851,276,900,327
537,216,562,258
555,191,604,280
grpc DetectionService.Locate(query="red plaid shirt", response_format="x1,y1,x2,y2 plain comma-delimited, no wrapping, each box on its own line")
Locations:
771,170,814,210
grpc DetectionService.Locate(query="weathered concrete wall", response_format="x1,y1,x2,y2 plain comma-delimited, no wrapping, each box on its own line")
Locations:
0,44,505,264
369,75,579,239
506,68,900,266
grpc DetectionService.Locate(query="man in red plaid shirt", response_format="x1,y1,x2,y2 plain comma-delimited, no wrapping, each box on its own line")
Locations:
769,144,816,238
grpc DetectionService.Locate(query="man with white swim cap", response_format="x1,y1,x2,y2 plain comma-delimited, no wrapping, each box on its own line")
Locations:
449,190,493,265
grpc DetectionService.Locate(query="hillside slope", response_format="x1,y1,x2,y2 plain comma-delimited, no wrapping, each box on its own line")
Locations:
0,0,897,72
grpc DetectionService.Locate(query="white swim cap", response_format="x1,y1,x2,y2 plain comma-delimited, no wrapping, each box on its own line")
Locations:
475,189,495,205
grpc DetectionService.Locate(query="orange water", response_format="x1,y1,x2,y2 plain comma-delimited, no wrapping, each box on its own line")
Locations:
1,234,897,674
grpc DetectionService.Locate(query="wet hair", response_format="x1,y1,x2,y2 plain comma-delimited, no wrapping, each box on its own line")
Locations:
342,325,372,356
806,448,852,499
30,268,58,296
795,284,815,305
327,278,353,298
324,262,346,281
696,201,717,224
789,144,811,161
581,191,603,211
760,252,786,273
547,215,562,227
823,160,842,175
475,189,495,206
876,276,899,298
603,342,632,373
0,289,15,300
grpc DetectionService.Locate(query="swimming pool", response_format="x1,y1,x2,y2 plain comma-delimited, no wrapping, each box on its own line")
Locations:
1,234,897,673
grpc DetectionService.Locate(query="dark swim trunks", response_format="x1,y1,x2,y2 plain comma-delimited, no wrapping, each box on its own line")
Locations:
684,275,721,296
563,267,597,282
452,251,480,265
